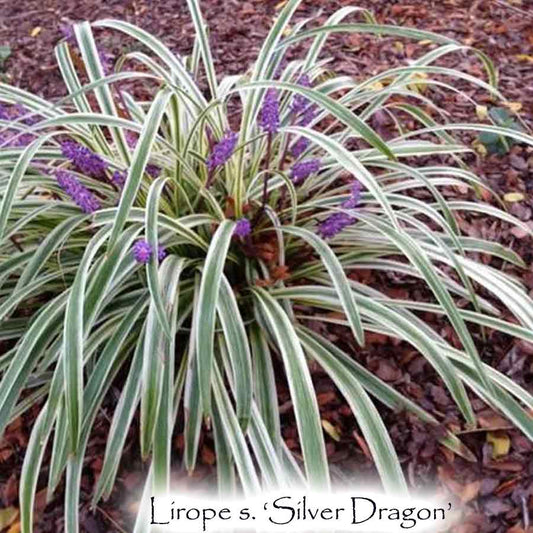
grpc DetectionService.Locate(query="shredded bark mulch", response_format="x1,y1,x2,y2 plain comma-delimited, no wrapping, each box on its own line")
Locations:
1,0,533,531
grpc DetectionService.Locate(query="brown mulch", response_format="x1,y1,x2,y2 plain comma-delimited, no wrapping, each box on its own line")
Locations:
1,0,533,532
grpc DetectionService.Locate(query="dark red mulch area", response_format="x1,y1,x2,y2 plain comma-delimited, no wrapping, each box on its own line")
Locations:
1,0,533,532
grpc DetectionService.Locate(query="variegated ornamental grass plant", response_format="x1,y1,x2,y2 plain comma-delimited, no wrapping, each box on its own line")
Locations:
1,0,533,531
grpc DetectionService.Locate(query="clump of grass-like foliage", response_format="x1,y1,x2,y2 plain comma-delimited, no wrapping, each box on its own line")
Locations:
1,1,533,531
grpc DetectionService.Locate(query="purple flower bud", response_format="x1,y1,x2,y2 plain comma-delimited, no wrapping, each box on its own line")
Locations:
260,89,280,135
157,246,167,262
7,104,40,126
132,239,152,264
291,137,310,158
289,158,321,184
132,239,167,264
0,104,10,120
60,24,75,43
290,75,317,126
12,133,36,147
126,131,138,148
0,132,12,147
298,103,317,127
146,164,161,178
206,130,238,171
0,104,37,144
342,180,362,209
112,170,127,189
12,104,25,118
291,75,312,115
61,140,108,178
56,170,101,213
0,103,39,124
317,212,355,239
0,126,36,147
234,218,251,238
316,179,362,239
99,50,114,75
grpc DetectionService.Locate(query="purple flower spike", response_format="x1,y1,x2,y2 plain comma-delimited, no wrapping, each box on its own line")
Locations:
298,103,317,127
56,170,101,214
290,74,317,126
112,170,127,189
260,89,280,135
126,131,138,148
10,104,40,126
13,133,36,147
0,104,10,120
61,140,108,178
157,246,167,262
317,212,355,239
291,75,312,115
342,180,362,209
60,24,75,43
99,50,114,75
146,164,161,178
316,179,362,239
289,158,321,184
133,239,152,264
0,131,16,147
132,239,167,264
206,130,238,171
234,218,251,238
291,137,310,158
13,104,25,118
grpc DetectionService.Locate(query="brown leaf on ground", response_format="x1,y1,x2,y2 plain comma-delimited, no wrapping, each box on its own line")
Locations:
438,466,481,504
507,526,533,533
1,474,18,507
460,481,482,504
201,446,216,466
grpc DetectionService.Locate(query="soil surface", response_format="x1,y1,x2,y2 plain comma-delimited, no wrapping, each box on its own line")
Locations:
1,1,533,532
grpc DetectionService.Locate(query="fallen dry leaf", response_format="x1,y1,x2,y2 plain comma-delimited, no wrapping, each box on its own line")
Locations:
510,226,529,239
502,101,522,113
503,192,525,203
321,420,341,442
317,391,336,406
476,105,488,120
0,507,18,530
7,521,21,533
506,526,533,533
461,481,481,504
407,71,428,93
473,139,488,156
515,54,533,63
353,430,372,460
201,446,216,466
487,432,511,458
393,41,404,53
